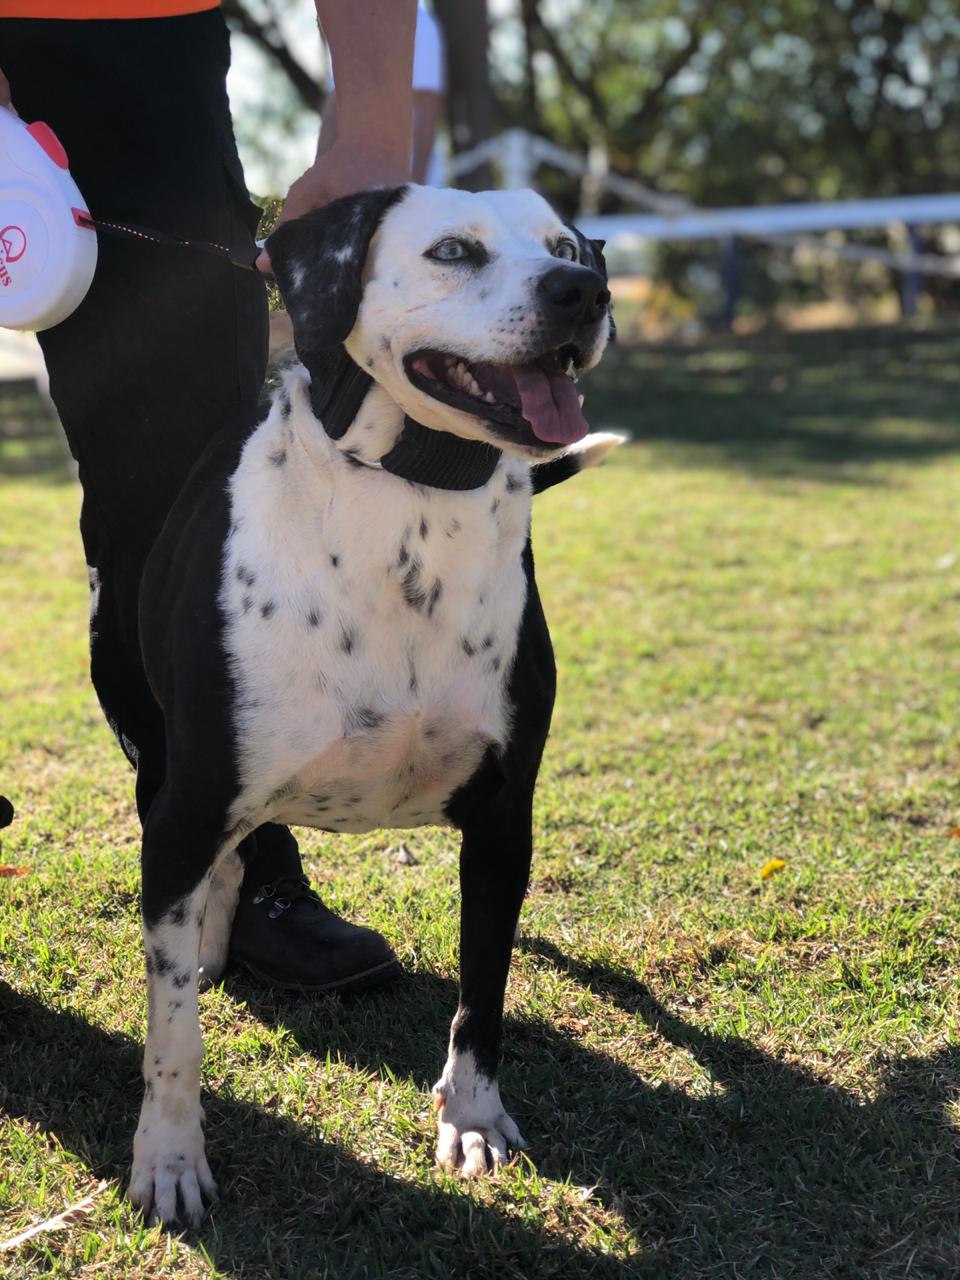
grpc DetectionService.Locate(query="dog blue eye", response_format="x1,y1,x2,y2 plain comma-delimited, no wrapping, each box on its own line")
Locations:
429,239,470,262
554,240,578,262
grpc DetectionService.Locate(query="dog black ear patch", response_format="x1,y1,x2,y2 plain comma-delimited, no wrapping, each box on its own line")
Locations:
267,186,408,355
565,220,615,340
564,222,609,283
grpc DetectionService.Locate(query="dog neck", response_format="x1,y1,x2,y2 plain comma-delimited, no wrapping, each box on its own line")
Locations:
304,347,502,492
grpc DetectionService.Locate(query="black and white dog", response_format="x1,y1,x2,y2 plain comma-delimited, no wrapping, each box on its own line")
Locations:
129,184,619,1225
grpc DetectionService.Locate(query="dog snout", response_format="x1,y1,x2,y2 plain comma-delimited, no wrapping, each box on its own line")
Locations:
537,265,611,326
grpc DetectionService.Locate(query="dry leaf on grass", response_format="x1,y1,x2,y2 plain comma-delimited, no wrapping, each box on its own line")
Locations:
0,1182,109,1252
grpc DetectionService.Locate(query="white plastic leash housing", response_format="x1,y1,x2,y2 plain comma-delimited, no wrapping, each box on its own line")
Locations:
0,109,97,331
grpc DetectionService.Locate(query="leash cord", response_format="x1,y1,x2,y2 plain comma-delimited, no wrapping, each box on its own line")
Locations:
75,212,261,271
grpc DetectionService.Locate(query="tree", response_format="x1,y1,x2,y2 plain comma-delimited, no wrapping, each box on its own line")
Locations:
224,0,960,231
433,0,495,189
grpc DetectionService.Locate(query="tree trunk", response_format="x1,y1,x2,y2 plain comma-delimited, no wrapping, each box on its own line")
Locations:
433,0,494,189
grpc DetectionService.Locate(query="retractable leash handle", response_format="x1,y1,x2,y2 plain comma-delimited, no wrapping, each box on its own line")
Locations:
0,110,97,331
0,111,262,333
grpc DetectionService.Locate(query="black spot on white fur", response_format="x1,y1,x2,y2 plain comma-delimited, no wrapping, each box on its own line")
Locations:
400,557,443,616
346,706,384,732
339,624,358,654
260,601,276,620
268,448,287,467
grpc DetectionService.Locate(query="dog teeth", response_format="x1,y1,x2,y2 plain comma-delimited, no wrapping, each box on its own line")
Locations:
440,357,489,401
484,391,496,404
578,394,585,408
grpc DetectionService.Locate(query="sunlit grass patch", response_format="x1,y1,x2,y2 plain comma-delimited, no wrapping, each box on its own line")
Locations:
2,325,960,1278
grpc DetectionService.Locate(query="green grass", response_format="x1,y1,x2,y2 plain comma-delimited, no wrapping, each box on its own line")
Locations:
2,324,960,1279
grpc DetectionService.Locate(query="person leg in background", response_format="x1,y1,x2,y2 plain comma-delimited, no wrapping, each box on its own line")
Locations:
1,9,399,992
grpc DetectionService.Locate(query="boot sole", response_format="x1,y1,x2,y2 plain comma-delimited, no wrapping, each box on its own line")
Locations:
232,954,402,996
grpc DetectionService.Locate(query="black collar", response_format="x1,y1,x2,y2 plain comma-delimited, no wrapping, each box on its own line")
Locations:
304,347,502,491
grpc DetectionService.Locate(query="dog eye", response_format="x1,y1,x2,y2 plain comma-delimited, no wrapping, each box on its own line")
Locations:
553,239,578,262
428,239,472,263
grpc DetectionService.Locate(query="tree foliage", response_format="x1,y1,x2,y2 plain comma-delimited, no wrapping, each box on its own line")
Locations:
497,0,960,209
226,0,959,208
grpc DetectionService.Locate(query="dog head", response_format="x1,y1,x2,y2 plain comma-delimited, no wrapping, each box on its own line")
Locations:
267,185,613,458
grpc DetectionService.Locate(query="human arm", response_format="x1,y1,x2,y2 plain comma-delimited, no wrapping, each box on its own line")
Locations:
318,88,338,158
265,0,416,237
411,88,444,184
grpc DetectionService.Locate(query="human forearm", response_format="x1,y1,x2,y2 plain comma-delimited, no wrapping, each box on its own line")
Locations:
316,0,416,168
411,90,443,184
260,0,418,262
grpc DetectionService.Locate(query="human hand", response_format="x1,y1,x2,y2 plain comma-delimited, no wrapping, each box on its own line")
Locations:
256,138,410,273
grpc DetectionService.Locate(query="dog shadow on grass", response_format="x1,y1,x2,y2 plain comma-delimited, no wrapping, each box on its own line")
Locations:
0,977,622,1280
3,950,959,1278
237,939,960,1278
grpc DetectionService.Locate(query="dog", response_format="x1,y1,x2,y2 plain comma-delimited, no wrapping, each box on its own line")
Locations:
127,183,619,1225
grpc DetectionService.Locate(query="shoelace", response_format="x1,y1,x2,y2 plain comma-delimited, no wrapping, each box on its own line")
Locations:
252,874,322,919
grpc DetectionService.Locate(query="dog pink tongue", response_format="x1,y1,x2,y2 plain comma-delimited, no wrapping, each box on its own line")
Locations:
513,366,588,444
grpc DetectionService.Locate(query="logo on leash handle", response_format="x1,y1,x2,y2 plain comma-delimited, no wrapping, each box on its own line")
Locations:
0,224,26,286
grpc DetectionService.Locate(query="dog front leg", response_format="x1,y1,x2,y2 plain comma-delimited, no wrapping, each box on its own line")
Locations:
127,802,219,1226
433,798,532,1177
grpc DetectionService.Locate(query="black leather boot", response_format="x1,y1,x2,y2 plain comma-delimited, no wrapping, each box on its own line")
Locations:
229,824,400,994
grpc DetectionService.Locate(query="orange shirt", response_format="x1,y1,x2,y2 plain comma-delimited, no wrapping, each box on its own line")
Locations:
0,1,219,16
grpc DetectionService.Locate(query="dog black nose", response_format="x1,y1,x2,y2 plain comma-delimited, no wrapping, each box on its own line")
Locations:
538,265,610,325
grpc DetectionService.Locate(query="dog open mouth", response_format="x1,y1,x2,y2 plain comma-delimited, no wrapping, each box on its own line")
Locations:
405,344,588,446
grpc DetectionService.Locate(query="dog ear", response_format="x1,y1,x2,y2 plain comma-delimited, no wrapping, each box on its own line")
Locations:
566,222,615,340
565,222,609,282
266,186,408,354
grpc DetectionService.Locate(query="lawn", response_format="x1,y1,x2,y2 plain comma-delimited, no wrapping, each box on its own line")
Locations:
1,324,959,1279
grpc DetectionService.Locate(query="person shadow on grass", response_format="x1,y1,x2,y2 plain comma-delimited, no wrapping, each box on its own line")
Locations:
2,936,958,1278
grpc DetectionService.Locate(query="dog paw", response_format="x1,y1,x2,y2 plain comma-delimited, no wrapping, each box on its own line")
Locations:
432,1058,524,1178
128,1115,217,1228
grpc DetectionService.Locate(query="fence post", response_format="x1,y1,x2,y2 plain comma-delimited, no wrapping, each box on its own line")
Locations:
580,142,608,218
901,224,922,319
501,129,535,189
721,236,741,330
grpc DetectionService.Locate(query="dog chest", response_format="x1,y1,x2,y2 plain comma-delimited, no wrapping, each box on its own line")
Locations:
219,405,531,832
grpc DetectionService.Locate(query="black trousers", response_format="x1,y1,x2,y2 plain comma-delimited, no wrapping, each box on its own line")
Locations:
3,11,298,878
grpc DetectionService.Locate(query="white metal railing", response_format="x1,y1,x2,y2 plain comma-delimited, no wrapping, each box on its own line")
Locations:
447,129,960,281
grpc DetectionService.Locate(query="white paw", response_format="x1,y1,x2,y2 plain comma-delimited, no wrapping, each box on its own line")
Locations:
432,1054,524,1178
127,1112,217,1227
